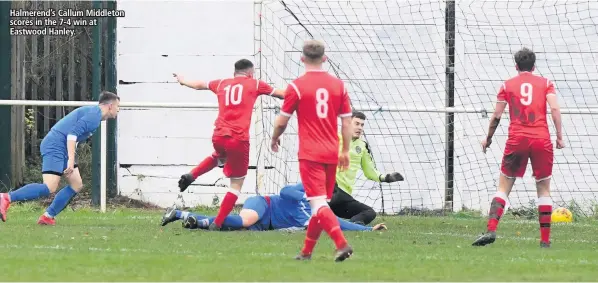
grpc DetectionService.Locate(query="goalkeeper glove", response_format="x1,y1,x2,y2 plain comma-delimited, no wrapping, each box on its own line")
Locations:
380,172,404,183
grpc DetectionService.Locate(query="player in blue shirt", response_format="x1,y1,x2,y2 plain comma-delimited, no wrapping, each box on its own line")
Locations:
0,91,120,225
160,183,387,232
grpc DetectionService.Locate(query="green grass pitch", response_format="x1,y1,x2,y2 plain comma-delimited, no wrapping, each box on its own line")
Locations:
1,204,598,281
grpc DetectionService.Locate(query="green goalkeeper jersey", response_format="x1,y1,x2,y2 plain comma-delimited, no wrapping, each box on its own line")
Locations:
335,133,382,195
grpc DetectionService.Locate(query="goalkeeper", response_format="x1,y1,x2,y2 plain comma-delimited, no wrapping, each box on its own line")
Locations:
160,182,387,232
330,111,404,225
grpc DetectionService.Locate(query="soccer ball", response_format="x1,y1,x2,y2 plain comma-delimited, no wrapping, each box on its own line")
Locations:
551,207,573,223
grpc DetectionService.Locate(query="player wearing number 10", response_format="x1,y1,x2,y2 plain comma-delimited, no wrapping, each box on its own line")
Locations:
473,47,565,248
173,59,285,230
271,40,354,262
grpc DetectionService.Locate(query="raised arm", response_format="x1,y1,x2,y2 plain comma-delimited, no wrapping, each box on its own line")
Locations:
546,80,565,149
360,141,382,182
173,73,209,90
271,89,285,99
361,142,404,183
279,183,307,201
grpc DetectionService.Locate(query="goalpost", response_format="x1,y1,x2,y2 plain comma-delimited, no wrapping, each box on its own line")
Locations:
256,0,598,215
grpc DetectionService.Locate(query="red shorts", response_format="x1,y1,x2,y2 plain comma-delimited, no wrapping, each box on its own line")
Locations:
212,135,250,178
500,136,553,180
299,159,337,200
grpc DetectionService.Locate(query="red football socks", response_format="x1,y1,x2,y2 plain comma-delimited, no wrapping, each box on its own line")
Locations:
213,191,239,227
191,156,218,179
487,196,507,232
301,216,323,255
316,206,348,250
539,205,552,243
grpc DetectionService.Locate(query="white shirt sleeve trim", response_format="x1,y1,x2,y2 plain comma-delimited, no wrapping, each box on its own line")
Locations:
67,134,78,141
280,111,292,117
339,112,352,117
289,82,301,99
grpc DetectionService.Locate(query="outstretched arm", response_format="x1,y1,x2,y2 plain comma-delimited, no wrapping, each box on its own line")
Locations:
257,80,286,100
173,73,209,90
280,183,306,201
271,88,285,99
338,218,387,231
360,141,405,183
339,218,371,231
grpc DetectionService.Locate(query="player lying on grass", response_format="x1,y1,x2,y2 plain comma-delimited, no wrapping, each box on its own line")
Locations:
0,91,120,225
330,111,404,225
172,59,285,231
473,47,564,248
160,182,387,232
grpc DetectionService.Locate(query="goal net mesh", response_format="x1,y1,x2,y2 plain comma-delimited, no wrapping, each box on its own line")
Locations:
255,0,598,215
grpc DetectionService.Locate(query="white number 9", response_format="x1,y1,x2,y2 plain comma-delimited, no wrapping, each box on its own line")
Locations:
520,83,533,106
316,88,329,118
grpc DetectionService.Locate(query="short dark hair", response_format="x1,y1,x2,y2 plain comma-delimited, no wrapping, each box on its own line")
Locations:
98,91,119,104
234,59,254,72
514,47,535,72
352,111,366,120
302,40,325,63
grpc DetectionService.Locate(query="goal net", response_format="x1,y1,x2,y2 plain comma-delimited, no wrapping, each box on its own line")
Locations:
255,0,598,215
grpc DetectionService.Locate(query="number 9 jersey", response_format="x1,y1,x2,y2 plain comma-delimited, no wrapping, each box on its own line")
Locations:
280,70,353,164
497,72,556,140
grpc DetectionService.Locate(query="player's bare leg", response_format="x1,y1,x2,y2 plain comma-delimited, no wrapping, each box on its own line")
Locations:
209,177,243,230
179,156,221,192
536,177,552,248
473,174,515,246
0,174,60,222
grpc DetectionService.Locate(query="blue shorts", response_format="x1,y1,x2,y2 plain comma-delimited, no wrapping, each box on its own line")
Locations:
243,196,272,231
40,136,77,176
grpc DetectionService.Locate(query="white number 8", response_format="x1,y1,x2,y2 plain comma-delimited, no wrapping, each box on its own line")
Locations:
316,88,329,118
520,83,533,106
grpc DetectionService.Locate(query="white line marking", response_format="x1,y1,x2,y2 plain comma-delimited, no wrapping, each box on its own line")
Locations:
412,231,598,244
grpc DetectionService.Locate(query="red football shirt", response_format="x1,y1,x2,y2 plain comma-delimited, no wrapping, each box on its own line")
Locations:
497,72,556,140
207,76,275,141
280,70,353,164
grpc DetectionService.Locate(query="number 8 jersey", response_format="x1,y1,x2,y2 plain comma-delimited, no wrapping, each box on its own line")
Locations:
497,72,556,140
207,76,275,141
280,70,353,164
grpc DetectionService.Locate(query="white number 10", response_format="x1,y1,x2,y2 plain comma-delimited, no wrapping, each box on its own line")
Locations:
224,84,243,106
316,88,329,118
520,83,533,106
